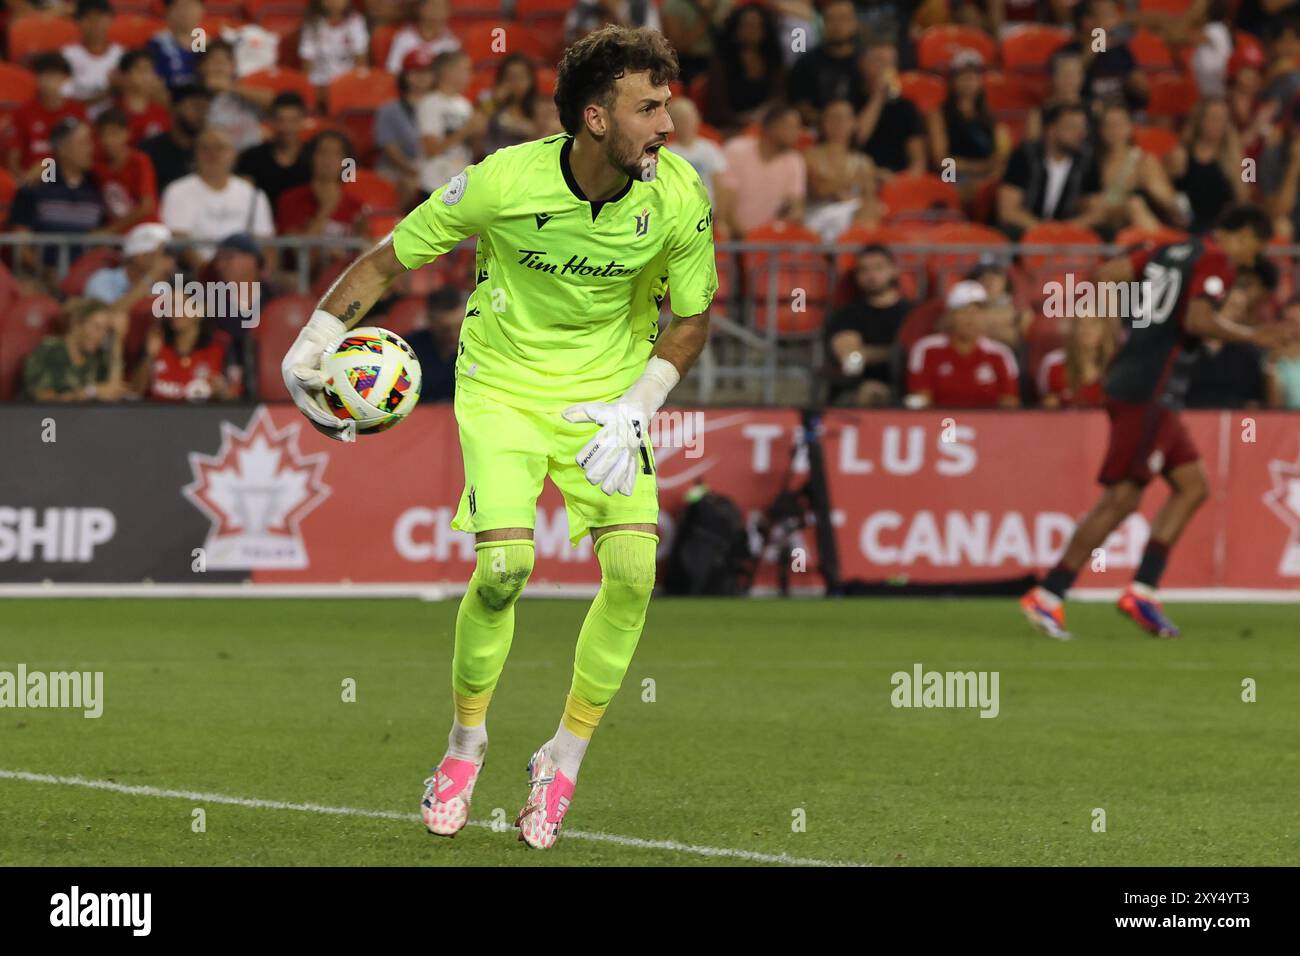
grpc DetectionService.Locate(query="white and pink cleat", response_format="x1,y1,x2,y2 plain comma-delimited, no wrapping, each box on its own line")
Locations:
515,745,576,849
421,756,483,837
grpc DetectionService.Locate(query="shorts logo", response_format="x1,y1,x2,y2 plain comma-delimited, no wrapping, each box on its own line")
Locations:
441,171,467,206
468,484,477,517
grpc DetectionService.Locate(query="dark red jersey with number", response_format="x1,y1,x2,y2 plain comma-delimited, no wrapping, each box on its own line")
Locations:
1102,237,1235,409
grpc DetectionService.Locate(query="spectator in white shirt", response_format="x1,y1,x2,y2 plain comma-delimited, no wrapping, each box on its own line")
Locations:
665,97,727,203
418,50,486,193
161,127,275,270
63,0,124,114
299,0,369,95
385,0,461,75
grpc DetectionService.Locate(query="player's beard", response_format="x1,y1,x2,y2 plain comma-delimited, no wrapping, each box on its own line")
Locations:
606,122,658,183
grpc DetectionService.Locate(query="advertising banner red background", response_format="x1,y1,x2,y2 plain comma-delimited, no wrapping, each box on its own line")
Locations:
241,406,1300,591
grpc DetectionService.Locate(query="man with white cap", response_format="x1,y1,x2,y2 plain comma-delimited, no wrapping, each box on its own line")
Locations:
906,279,1021,408
84,222,176,314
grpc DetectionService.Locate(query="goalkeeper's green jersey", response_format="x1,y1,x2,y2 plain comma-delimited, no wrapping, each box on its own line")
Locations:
391,134,718,410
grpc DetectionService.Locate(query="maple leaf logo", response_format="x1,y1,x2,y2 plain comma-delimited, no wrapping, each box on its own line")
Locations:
182,407,331,569
1262,434,1300,577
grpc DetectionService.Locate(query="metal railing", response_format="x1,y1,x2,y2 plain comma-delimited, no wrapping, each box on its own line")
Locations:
6,233,1300,407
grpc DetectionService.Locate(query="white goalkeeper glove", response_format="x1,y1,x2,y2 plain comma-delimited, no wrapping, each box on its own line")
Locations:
282,309,356,442
562,357,680,497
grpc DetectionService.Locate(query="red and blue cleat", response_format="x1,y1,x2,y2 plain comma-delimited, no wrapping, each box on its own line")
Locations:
1117,583,1180,638
1020,586,1071,640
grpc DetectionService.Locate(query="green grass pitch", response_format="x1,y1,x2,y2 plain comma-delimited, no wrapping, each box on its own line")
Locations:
0,598,1295,867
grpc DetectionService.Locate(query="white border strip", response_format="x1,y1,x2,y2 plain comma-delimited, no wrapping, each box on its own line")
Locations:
0,769,865,867
0,583,1295,602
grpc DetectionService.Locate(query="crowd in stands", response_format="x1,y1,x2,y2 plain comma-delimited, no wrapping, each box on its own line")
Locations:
1,0,1299,408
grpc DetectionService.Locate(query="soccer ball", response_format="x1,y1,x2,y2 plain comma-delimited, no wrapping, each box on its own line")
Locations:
321,327,422,434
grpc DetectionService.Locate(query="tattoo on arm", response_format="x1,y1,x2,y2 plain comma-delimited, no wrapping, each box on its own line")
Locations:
342,301,362,324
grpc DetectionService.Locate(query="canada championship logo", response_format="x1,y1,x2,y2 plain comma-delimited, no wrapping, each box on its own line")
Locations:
182,407,331,569
1262,434,1300,577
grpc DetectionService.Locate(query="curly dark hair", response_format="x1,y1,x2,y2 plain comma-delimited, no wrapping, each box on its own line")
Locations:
553,25,679,137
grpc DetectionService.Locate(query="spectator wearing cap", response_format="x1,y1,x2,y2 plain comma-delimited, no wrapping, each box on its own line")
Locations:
199,39,273,153
148,0,205,92
140,82,211,191
404,285,464,403
1076,0,1148,114
63,0,124,113
786,0,862,128
21,297,129,402
384,0,462,74
236,93,312,212
7,53,88,179
161,127,275,270
998,103,1105,240
418,50,486,193
84,222,176,313
376,50,436,209
477,53,541,160
565,0,663,44
907,280,1021,408
1037,307,1113,408
9,118,106,275
665,98,729,204
803,98,882,242
1165,97,1249,234
93,108,159,234
662,0,733,85
114,49,172,147
699,2,785,135
825,244,913,407
299,0,369,97
854,39,927,177
926,51,1010,203
714,101,806,241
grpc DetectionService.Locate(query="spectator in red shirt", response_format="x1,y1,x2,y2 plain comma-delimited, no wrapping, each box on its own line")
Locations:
1037,309,1115,408
115,48,172,147
134,291,237,402
8,53,89,179
276,130,364,280
907,280,1021,408
93,108,159,233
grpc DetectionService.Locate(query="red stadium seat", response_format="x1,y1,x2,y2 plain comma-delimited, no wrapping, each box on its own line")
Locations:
1132,125,1180,159
244,0,309,15
1146,74,1198,118
832,222,934,301
205,0,247,15
983,70,1040,112
366,212,400,240
535,65,557,97
898,71,947,113
0,167,18,225
108,13,166,48
1114,225,1188,249
742,220,829,336
199,15,242,40
1130,29,1174,70
880,173,961,222
326,67,397,114
1020,222,1104,293
524,15,568,63
382,295,428,336
1000,25,1072,73
1137,0,1194,11
456,20,548,62
916,26,998,72
514,0,571,14
253,293,317,399
346,169,399,213
8,14,81,63
897,298,946,353
370,22,402,70
242,67,318,111
0,294,63,399
60,247,119,298
0,64,37,110
928,221,1010,287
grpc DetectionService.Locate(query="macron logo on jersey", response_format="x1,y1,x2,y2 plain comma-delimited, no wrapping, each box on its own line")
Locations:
534,212,552,229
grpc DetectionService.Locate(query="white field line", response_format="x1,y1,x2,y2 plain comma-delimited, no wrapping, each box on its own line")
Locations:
0,584,1297,602
0,769,866,868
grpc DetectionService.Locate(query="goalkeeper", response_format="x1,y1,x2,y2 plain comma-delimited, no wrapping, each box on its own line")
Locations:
281,26,717,849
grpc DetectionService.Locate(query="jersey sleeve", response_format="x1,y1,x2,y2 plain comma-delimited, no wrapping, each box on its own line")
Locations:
1128,245,1154,276
664,170,718,318
1188,247,1234,306
390,154,502,270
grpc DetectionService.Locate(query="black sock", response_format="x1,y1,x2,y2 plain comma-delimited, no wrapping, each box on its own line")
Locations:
1042,562,1079,599
1135,539,1170,589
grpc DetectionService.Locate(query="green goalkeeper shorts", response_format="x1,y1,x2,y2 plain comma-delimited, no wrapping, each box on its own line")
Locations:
450,385,660,546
